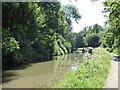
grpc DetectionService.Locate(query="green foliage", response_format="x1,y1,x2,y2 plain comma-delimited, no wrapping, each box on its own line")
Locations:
2,29,20,55
2,2,81,68
112,49,120,55
91,24,103,33
85,33,101,48
53,48,111,88
74,24,103,48
3,37,20,55
103,2,120,55
75,33,88,48
98,30,107,48
64,41,72,53
2,2,47,67
63,4,81,23
63,4,81,32
52,34,72,56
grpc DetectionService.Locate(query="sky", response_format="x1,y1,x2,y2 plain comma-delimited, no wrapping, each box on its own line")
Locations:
60,0,106,32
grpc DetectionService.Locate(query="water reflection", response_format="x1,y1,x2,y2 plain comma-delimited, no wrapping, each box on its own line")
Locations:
2,53,84,88
53,53,84,72
71,64,78,71
2,71,19,83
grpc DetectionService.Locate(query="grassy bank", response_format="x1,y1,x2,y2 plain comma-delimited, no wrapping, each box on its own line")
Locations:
53,47,111,88
112,49,120,55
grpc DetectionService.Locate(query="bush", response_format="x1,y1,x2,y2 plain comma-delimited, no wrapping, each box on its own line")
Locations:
2,29,20,56
3,37,20,55
53,48,111,88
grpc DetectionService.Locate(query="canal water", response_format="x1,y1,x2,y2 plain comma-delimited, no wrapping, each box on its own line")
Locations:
2,53,85,88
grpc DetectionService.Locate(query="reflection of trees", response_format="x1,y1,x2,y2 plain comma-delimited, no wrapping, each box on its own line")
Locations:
53,54,68,72
2,71,18,83
53,53,85,73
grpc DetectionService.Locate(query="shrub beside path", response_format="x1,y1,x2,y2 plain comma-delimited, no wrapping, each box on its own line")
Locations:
103,53,119,88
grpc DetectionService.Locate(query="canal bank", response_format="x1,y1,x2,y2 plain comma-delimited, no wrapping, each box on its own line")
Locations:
2,48,112,88
53,48,111,88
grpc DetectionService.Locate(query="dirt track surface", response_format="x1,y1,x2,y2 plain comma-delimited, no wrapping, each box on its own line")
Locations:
103,53,119,89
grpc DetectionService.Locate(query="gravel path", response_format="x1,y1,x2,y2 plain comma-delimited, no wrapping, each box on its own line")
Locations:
103,53,119,88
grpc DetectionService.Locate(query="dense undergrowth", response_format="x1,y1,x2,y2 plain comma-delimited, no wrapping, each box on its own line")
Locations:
53,48,111,88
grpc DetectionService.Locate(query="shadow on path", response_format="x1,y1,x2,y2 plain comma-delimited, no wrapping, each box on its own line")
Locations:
109,53,120,62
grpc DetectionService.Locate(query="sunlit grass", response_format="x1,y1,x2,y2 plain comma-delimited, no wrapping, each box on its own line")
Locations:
112,49,120,55
53,47,111,88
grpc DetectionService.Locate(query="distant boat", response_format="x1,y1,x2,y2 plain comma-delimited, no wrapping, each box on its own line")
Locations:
82,48,87,53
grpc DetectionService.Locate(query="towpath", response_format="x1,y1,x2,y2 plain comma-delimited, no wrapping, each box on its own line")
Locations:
103,53,119,89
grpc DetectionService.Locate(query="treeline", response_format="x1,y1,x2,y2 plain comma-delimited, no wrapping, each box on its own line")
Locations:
74,24,104,48
2,2,81,68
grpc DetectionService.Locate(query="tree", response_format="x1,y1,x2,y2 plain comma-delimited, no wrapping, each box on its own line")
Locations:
103,2,120,54
85,33,101,48
2,2,82,68
91,24,103,33
63,4,81,32
75,33,88,48
2,2,46,67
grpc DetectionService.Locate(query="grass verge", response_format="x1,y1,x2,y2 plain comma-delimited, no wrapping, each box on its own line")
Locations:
112,49,120,55
53,47,111,88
